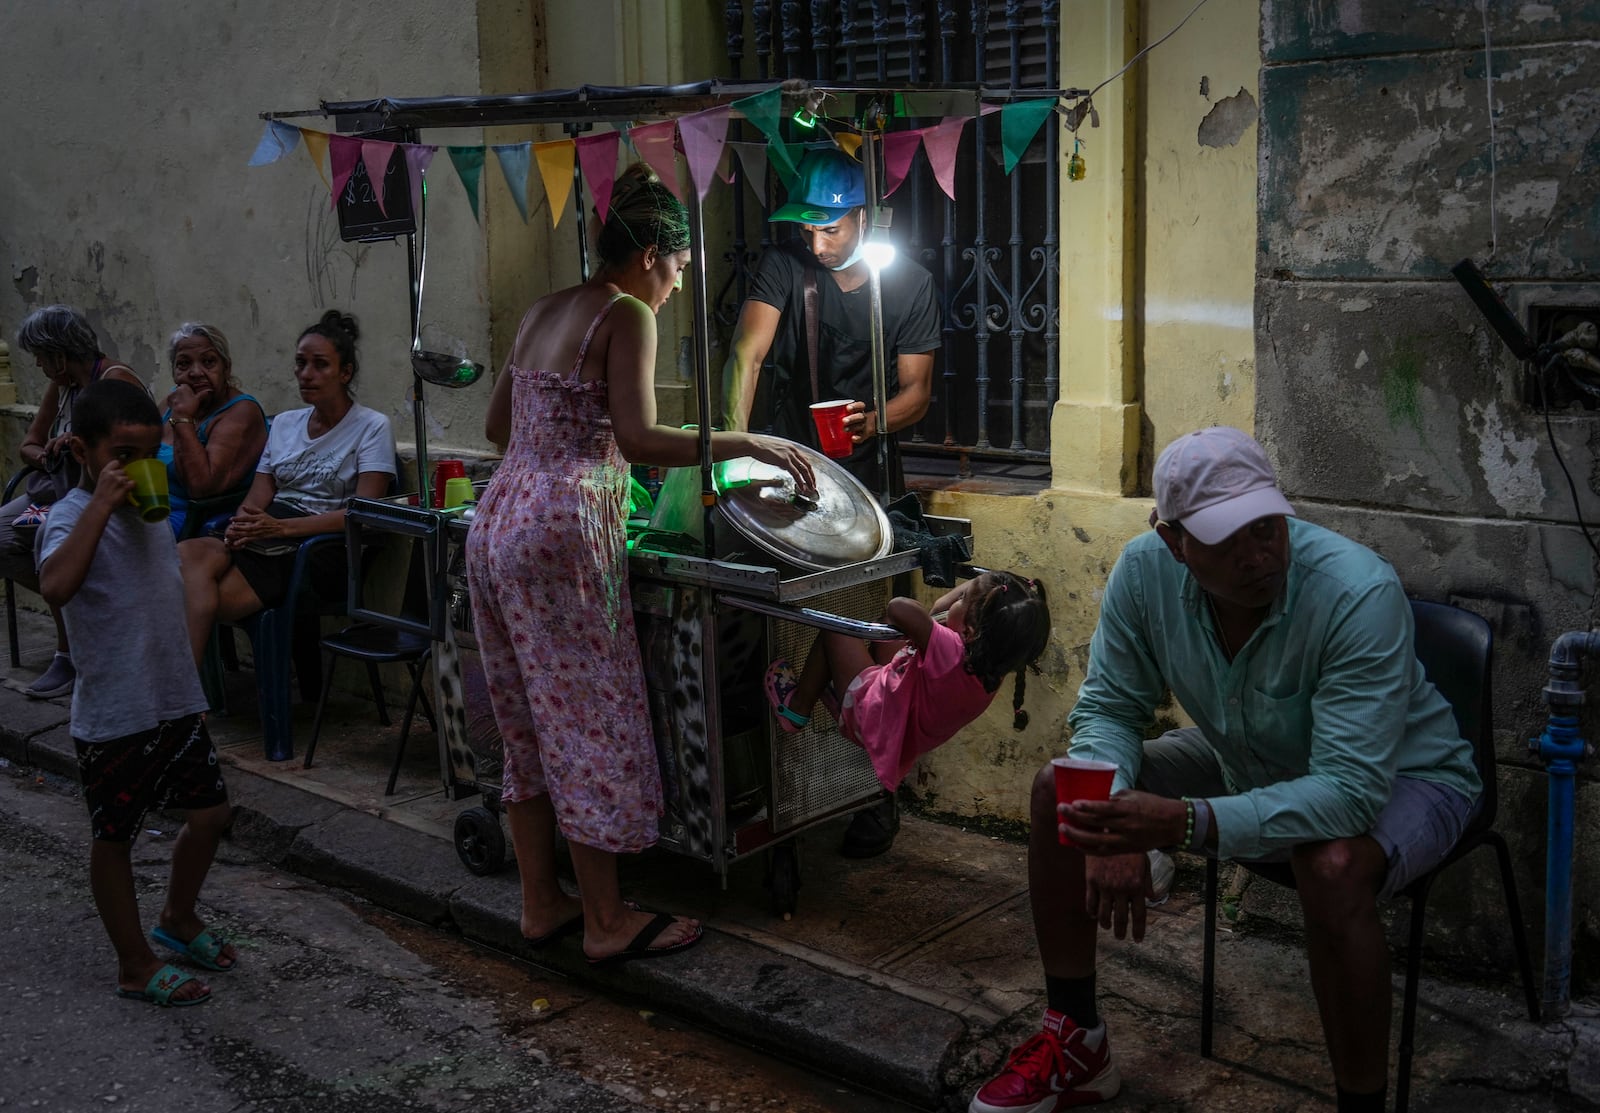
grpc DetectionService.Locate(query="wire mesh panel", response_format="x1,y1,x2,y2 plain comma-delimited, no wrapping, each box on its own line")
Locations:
767,579,890,831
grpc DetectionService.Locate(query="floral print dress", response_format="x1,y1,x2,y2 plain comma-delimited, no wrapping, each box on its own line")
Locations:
465,293,662,853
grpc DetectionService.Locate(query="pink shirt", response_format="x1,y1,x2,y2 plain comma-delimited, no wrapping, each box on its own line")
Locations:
840,621,995,790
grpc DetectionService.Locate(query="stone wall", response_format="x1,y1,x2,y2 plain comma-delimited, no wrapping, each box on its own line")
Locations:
1257,2,1600,971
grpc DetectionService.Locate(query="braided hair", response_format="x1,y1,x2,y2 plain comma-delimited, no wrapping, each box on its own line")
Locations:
960,571,1052,731
595,162,691,266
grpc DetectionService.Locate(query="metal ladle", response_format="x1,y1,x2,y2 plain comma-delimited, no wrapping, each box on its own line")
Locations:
410,179,485,388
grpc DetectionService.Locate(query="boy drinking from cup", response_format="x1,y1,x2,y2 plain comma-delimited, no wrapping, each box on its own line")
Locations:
38,379,235,1007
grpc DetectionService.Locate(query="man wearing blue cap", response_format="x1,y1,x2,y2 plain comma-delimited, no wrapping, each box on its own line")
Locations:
971,427,1480,1113
723,147,943,859
722,147,942,501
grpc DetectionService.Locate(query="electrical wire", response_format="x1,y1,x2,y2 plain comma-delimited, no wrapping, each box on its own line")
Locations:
1085,0,1215,103
1536,352,1600,561
1480,0,1499,259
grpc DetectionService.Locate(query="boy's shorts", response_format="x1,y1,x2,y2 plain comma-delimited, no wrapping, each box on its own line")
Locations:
1137,727,1478,903
75,713,227,842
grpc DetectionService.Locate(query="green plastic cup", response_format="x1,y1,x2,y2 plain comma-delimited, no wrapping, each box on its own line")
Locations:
123,459,170,523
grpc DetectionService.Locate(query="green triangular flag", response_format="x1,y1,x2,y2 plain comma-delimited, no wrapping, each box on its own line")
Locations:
1000,98,1057,174
447,145,486,222
732,85,783,142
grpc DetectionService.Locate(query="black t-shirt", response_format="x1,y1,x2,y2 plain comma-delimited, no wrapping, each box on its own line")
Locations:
747,243,942,492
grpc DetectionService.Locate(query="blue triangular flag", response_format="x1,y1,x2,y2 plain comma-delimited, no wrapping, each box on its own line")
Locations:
248,120,302,167
491,142,533,223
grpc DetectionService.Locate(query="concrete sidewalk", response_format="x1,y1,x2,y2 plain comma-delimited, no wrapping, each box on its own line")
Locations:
0,603,1592,1111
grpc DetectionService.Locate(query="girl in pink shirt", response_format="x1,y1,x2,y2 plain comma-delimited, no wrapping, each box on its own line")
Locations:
764,570,1051,791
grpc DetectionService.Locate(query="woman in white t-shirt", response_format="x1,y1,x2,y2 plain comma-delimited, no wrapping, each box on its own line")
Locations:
178,310,396,663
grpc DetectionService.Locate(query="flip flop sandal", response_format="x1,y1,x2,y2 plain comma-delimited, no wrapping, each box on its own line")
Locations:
116,963,211,1007
151,925,236,973
586,911,703,968
522,912,584,949
763,660,809,734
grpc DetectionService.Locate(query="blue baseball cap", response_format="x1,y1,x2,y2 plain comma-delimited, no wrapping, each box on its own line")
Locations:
770,149,866,225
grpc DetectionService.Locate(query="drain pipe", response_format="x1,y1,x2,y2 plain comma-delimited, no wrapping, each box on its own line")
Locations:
1534,630,1600,1019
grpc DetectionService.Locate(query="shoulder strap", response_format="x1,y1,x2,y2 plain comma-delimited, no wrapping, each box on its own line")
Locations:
572,292,629,381
803,268,820,404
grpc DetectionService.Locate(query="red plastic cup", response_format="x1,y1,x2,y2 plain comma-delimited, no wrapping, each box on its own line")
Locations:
1051,757,1117,847
809,400,855,459
432,459,466,508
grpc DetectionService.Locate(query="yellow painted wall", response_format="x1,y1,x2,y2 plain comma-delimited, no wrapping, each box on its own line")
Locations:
911,0,1260,822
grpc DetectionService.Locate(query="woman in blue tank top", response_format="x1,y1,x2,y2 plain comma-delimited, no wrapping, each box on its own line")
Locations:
157,323,268,537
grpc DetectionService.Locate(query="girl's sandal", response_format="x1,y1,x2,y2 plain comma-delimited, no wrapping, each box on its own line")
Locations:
763,660,809,734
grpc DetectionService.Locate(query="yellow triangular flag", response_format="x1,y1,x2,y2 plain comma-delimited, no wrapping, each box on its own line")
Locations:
833,132,862,159
299,129,331,191
534,139,576,228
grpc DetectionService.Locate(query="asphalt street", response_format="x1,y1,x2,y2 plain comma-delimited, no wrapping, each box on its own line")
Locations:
0,763,902,1113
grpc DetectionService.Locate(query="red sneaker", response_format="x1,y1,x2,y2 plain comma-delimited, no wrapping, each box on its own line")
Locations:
969,1009,1121,1112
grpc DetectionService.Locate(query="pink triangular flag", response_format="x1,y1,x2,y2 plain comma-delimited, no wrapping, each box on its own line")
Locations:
882,129,925,199
678,105,730,202
628,120,681,200
360,141,396,215
922,116,971,202
575,131,622,222
329,135,361,209
729,142,768,204
403,145,437,223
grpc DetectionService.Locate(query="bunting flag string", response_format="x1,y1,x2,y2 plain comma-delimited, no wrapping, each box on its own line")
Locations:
402,144,437,223
447,145,485,222
248,120,302,166
627,119,681,200
328,135,361,210
360,141,396,215
575,131,622,223
922,116,970,201
299,129,330,190
532,140,575,226
678,105,730,202
1000,98,1057,174
881,129,923,198
249,93,1061,227
491,142,533,223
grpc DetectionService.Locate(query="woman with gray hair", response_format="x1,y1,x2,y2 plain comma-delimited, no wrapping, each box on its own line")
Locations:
157,323,268,537
8,304,145,698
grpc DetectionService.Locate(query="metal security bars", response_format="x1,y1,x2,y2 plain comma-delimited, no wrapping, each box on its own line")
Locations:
719,1,1062,474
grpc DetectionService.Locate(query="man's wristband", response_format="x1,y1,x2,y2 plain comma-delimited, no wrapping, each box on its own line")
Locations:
1180,797,1196,850
1189,798,1213,852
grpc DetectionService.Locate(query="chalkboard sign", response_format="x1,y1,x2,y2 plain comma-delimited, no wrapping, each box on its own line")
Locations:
336,131,416,242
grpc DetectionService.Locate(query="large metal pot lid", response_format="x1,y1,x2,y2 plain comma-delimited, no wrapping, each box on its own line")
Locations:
712,445,892,571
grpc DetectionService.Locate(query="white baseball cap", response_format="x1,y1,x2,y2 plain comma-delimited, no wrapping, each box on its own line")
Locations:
1154,427,1295,546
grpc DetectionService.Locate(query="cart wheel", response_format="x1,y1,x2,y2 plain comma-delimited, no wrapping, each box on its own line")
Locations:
455,806,506,876
767,843,801,919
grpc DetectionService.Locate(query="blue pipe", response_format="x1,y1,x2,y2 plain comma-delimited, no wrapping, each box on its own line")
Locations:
1536,630,1600,1020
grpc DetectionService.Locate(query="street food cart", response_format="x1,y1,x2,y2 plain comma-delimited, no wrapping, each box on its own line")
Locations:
269,81,976,914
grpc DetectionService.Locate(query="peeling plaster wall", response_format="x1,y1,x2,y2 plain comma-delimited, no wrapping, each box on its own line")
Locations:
1258,2,1600,969
1138,0,1261,484
0,1,490,449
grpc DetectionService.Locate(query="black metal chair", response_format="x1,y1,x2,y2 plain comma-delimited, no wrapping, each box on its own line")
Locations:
1198,598,1539,1113
0,465,39,668
302,514,441,795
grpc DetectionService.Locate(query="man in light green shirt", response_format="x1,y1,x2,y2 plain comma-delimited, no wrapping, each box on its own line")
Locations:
970,427,1479,1113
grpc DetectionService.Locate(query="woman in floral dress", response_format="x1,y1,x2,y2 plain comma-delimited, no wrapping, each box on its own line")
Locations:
467,165,814,965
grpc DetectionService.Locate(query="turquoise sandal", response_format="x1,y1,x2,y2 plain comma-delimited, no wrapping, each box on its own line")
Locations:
116,964,211,1007
151,925,236,972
